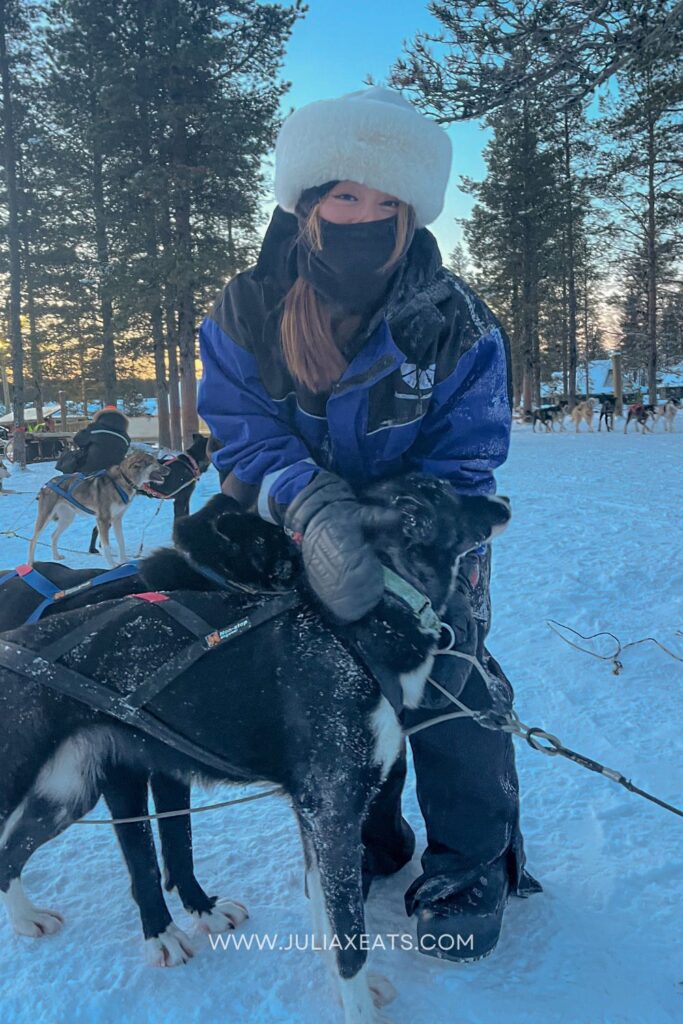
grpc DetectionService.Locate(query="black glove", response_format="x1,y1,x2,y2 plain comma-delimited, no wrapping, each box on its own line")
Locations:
284,471,385,624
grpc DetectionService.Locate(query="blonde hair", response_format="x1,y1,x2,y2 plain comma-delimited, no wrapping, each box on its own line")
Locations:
280,193,416,393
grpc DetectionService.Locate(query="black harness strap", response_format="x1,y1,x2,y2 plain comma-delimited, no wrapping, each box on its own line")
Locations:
342,631,405,715
124,591,303,710
39,602,140,663
0,590,304,775
0,636,245,775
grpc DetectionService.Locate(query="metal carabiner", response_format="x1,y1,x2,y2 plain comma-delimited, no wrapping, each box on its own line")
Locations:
436,622,456,653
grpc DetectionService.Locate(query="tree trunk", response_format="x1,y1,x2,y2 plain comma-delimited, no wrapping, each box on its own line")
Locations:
0,4,26,467
563,110,578,409
88,71,117,406
166,307,182,450
520,102,537,414
152,307,171,448
134,7,170,449
531,297,541,407
561,238,568,399
18,168,43,422
159,186,183,450
646,84,658,404
612,352,623,417
172,119,199,446
510,276,523,408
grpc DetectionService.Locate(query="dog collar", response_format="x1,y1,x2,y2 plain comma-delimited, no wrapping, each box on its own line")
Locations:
181,552,295,597
382,566,441,637
181,554,260,595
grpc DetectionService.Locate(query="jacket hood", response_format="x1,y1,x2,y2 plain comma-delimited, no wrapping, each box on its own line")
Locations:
92,409,129,431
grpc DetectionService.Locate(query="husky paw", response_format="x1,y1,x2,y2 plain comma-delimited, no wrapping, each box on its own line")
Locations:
13,906,64,938
192,898,249,934
368,972,397,1009
145,923,195,966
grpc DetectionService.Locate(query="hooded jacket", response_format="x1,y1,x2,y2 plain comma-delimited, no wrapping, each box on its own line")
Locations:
197,206,512,525
69,409,131,474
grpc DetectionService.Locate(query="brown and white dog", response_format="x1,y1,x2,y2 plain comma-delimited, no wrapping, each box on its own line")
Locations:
571,399,595,433
28,451,168,567
624,403,654,434
652,398,680,432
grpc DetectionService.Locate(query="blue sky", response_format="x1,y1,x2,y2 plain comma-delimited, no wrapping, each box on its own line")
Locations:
260,0,491,261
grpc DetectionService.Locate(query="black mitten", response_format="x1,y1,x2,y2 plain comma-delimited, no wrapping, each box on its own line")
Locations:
284,471,385,624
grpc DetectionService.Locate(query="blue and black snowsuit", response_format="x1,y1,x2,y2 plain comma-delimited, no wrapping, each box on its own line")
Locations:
197,205,541,910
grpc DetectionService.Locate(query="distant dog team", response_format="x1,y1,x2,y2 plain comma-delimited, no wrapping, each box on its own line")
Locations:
529,397,679,435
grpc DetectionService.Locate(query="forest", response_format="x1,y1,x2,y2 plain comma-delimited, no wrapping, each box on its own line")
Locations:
0,0,681,446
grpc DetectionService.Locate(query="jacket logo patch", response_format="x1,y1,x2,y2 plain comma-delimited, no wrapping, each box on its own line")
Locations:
399,362,435,393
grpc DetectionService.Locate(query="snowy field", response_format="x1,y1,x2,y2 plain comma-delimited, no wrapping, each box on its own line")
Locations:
0,419,681,1024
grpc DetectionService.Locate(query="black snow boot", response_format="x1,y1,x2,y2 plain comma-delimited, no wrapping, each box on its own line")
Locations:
414,855,510,963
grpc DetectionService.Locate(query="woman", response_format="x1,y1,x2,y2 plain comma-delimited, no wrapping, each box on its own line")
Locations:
198,85,542,962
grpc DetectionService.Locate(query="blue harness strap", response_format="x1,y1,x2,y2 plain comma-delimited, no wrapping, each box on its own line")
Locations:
0,561,140,624
45,471,130,514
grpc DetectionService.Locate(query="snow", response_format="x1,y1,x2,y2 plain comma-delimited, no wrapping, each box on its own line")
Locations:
1,420,682,1024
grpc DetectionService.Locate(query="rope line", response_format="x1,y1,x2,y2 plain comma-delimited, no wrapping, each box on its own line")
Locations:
546,618,683,674
74,786,283,826
134,500,165,558
1,528,93,557
71,647,682,826
409,650,683,819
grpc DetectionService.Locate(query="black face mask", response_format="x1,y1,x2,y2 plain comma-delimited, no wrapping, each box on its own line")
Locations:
296,215,411,316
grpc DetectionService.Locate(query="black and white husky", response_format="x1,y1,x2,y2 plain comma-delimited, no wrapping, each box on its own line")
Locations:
0,494,300,961
0,475,510,1023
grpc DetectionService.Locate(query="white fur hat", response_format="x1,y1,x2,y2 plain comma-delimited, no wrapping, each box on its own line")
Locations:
274,86,452,229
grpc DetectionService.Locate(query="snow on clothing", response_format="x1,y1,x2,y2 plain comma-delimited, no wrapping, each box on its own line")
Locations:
197,205,513,527
66,410,130,474
197,205,541,906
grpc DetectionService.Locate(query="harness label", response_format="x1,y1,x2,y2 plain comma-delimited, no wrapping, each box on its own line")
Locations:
205,617,251,648
55,579,95,601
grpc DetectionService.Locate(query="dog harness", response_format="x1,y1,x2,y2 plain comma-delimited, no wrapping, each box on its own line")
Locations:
140,452,201,500
0,561,141,624
90,428,130,441
0,569,444,765
44,470,131,514
0,591,304,775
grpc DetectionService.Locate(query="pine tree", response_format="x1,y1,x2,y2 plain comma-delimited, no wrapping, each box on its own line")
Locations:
594,28,683,400
385,0,682,407
461,106,560,409
1,0,304,447
0,0,30,465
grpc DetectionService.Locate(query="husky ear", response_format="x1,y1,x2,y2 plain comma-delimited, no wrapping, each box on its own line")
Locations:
393,496,437,544
453,495,512,555
214,512,245,557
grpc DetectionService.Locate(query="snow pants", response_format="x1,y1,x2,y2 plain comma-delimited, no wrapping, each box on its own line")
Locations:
361,550,542,911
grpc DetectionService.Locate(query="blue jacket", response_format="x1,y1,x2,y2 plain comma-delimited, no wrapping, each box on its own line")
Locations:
198,206,512,525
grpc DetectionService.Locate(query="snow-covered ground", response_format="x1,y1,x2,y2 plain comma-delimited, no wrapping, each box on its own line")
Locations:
0,419,681,1024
